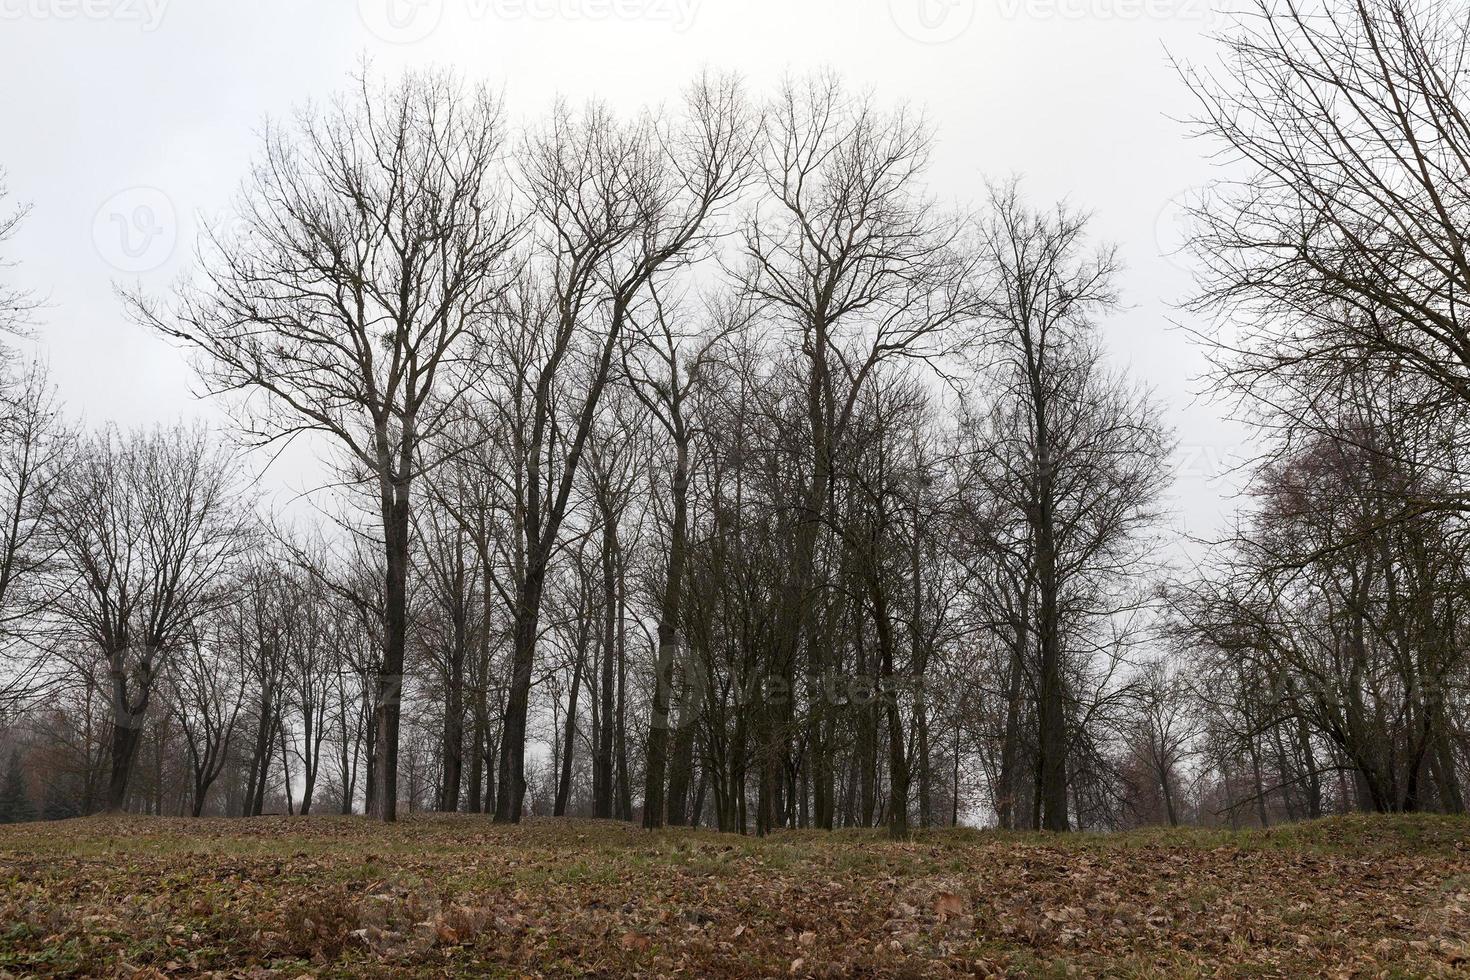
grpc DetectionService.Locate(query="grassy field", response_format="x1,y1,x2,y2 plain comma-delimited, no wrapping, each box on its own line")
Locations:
1,814,1469,977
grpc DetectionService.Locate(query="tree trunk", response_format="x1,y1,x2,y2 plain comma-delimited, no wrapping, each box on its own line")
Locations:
594,510,616,818
496,558,547,823
467,712,484,816
644,438,690,829
555,638,584,817
372,482,411,822
105,719,140,813
1248,735,1270,827
996,618,1027,829
279,724,295,816
870,567,909,841
1035,523,1067,831
440,606,467,813
614,562,632,822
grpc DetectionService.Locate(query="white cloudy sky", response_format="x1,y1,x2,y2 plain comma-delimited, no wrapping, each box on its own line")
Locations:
0,0,1249,548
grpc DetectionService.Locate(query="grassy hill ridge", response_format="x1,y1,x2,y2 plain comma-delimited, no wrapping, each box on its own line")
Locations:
2,813,1467,977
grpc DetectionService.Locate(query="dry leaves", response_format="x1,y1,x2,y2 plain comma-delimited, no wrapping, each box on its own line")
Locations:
0,812,1468,976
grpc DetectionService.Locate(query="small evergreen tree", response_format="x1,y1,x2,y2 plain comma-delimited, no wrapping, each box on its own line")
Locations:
42,782,79,822
0,750,34,823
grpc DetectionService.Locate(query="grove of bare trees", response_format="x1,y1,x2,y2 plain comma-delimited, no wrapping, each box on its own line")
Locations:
6,0,1470,836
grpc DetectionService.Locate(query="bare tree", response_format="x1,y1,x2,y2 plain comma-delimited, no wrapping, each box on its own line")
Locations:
484,74,754,823
1123,659,1198,827
421,414,505,814
1170,401,1470,816
741,72,975,835
0,175,59,710
415,467,484,813
130,68,519,821
549,539,596,816
0,72,1226,836
1183,0,1470,493
47,425,252,811
0,169,38,342
283,572,335,815
237,563,293,817
167,620,248,817
1172,0,1470,823
582,394,643,819
967,182,1172,831
0,362,67,708
627,290,741,828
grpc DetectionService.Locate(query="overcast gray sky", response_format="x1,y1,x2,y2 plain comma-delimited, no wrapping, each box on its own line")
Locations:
0,0,1248,547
